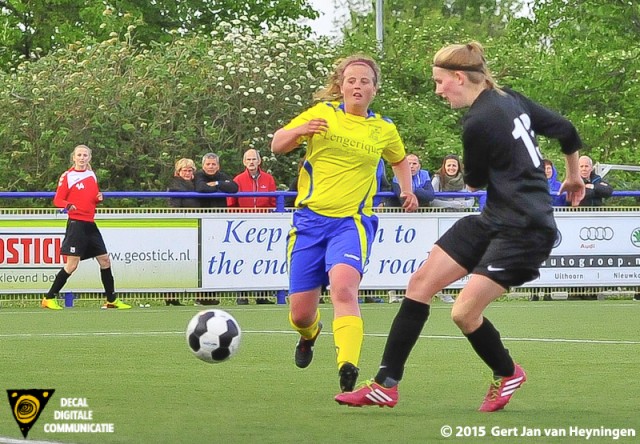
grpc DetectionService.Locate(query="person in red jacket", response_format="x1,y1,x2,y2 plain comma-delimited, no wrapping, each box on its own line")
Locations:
227,149,277,209
42,145,131,310
228,149,277,304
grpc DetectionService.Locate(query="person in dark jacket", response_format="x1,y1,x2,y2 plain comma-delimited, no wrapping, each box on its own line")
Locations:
390,153,435,207
194,153,238,208
168,158,201,208
576,155,613,206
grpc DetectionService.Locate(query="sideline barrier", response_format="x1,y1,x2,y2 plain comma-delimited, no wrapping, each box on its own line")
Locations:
1,191,639,303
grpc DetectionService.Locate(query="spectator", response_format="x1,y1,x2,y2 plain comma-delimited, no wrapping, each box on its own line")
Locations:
391,153,435,207
229,148,277,305
42,145,131,310
575,155,613,206
168,158,200,208
195,153,238,207
431,154,474,210
543,159,567,206
227,149,276,209
166,157,218,306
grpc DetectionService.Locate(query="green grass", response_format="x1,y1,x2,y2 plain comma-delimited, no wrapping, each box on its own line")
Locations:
1,301,639,443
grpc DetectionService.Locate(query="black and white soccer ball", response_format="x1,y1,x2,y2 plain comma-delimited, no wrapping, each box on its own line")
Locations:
186,309,241,363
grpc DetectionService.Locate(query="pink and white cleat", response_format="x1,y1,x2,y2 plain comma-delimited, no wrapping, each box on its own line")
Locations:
335,380,398,408
478,364,527,412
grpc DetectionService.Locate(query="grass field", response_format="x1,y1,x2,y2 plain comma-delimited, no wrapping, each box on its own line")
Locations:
1,300,639,443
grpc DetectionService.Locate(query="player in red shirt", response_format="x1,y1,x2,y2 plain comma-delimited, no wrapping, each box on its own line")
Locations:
42,145,131,310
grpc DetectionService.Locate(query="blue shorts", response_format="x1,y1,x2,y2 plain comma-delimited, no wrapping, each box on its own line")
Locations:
287,208,378,294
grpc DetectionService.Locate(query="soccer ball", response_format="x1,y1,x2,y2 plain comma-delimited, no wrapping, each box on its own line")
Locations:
186,309,241,363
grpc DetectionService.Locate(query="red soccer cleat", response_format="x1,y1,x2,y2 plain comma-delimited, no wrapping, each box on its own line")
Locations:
335,380,398,408
478,364,527,412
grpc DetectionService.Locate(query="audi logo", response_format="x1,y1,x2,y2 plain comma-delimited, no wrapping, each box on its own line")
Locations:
579,227,614,241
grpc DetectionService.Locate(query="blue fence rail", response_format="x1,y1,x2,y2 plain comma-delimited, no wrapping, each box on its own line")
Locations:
2,190,639,213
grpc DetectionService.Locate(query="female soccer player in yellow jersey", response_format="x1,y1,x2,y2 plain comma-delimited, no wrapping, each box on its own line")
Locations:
271,54,418,393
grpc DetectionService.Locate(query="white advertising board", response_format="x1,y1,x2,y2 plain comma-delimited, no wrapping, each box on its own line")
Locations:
0,219,199,292
2,211,639,293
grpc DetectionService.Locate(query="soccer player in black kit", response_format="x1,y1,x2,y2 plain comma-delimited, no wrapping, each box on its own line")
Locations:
336,41,586,412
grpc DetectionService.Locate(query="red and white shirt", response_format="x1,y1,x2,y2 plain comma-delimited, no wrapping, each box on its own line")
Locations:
53,168,101,222
227,168,277,208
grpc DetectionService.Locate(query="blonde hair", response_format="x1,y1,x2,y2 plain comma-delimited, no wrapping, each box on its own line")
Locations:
174,158,196,176
70,144,92,170
433,41,500,90
313,54,381,102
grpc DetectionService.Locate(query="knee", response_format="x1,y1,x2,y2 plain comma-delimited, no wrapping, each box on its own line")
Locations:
451,307,472,331
64,263,78,274
451,308,483,334
329,284,357,306
290,310,315,328
98,256,111,269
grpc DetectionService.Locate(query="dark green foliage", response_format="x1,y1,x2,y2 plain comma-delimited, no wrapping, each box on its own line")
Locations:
1,0,639,204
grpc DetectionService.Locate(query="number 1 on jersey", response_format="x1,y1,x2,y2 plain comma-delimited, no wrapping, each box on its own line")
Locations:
512,113,542,167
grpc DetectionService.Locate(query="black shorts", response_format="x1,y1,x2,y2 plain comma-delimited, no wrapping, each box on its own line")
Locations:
60,219,108,260
436,215,556,288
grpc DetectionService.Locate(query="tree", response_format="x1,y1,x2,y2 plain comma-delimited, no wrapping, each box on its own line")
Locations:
498,0,640,167
0,0,319,68
1,0,639,202
0,18,338,197
338,0,640,188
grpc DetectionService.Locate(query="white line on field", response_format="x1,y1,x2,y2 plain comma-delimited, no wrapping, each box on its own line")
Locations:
0,437,71,444
0,330,638,345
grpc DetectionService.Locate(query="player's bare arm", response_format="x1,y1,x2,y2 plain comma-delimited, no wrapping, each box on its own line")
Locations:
271,119,328,155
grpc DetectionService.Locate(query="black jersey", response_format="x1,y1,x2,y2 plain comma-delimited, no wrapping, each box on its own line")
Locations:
462,88,581,230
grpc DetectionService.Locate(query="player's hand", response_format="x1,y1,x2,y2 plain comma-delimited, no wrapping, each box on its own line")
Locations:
300,119,328,136
97,192,103,202
560,178,585,207
400,191,418,212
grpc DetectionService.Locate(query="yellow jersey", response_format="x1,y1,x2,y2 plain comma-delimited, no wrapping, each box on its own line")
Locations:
285,101,406,217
